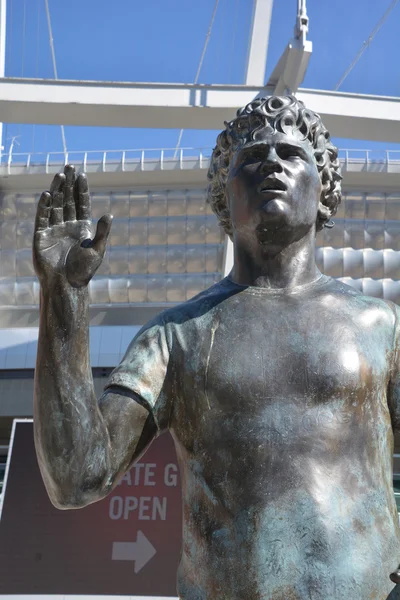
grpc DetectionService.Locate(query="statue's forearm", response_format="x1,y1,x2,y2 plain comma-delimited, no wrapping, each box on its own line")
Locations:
33,284,111,509
31,168,147,510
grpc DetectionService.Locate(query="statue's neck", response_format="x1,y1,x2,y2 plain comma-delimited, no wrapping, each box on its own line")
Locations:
229,230,319,291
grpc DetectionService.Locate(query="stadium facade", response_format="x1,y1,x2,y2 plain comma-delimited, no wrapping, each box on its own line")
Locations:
2,150,400,494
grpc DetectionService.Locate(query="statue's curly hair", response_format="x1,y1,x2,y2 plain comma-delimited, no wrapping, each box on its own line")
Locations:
207,95,342,236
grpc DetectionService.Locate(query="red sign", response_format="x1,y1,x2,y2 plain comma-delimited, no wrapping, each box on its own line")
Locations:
0,420,182,596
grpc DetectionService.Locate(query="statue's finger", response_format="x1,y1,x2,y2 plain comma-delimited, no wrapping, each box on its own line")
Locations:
63,164,76,222
75,173,91,221
390,569,400,584
49,172,66,226
34,192,52,232
89,214,113,256
49,171,65,196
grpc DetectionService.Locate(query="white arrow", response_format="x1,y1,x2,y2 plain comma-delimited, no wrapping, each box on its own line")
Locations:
112,531,157,574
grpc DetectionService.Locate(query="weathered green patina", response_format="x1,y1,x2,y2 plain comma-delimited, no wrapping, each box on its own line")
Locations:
33,96,400,599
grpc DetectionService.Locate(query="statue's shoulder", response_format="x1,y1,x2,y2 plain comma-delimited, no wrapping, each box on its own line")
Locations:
157,278,234,328
324,276,398,324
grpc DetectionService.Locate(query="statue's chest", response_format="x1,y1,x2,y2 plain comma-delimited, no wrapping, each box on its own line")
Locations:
174,300,390,423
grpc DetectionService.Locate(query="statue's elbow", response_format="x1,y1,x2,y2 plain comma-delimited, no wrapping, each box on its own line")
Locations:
49,493,89,511
46,474,113,511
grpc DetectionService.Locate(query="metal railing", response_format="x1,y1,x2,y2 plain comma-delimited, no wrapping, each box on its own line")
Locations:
338,149,400,165
0,147,214,174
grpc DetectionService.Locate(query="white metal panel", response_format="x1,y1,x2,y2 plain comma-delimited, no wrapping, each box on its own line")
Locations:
0,188,225,306
0,326,141,369
2,183,400,310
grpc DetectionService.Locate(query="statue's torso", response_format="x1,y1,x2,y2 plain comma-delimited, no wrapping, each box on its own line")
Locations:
166,276,400,599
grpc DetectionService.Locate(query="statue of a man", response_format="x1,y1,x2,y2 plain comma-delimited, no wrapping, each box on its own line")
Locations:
33,96,400,599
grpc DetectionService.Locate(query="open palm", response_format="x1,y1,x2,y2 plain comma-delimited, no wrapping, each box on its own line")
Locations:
33,165,112,288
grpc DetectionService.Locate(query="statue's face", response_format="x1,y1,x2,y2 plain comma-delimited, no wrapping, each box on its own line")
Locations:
225,126,322,247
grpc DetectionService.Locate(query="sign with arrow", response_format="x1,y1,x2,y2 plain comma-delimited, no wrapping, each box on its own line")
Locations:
0,420,182,596
112,531,157,573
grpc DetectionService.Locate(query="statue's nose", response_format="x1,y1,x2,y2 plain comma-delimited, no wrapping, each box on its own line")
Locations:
260,148,283,174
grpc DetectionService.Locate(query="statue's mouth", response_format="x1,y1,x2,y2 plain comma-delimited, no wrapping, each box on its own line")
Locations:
259,177,287,193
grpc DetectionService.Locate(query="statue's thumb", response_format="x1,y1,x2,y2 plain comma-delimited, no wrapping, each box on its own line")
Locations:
91,214,113,255
390,568,400,584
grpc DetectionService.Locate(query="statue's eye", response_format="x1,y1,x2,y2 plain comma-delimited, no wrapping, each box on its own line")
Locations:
279,147,300,160
247,148,265,162
235,145,267,168
239,148,265,167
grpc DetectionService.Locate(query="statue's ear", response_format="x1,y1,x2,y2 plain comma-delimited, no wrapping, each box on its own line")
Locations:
318,199,331,217
316,198,331,232
317,186,341,232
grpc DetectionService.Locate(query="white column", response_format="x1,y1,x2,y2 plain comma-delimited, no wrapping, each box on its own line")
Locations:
222,237,234,277
245,0,274,86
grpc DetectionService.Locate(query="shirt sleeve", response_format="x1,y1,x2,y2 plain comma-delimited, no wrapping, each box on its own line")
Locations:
105,314,172,431
388,302,400,431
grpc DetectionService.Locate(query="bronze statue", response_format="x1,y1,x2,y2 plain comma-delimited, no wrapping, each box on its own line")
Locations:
33,96,400,599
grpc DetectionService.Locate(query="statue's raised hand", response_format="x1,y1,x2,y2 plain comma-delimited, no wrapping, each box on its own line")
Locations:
33,165,112,289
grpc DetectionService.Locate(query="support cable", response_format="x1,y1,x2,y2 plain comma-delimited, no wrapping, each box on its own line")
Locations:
335,0,399,91
17,0,27,150
3,0,13,156
228,0,240,83
173,0,220,158
32,0,41,154
8,0,12,67
21,0,26,76
35,0,41,77
213,0,224,83
44,0,67,156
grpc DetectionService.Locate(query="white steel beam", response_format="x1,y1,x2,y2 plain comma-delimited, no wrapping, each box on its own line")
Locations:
2,79,400,142
245,0,274,86
296,88,400,143
267,38,312,96
0,78,262,130
266,0,312,95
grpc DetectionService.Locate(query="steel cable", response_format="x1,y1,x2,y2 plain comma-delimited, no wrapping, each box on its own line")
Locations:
173,0,221,158
335,0,399,91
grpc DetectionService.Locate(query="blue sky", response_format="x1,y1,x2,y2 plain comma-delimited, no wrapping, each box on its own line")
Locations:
2,0,400,157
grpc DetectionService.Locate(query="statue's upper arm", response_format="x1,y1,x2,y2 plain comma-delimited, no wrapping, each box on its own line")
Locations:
98,385,158,482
